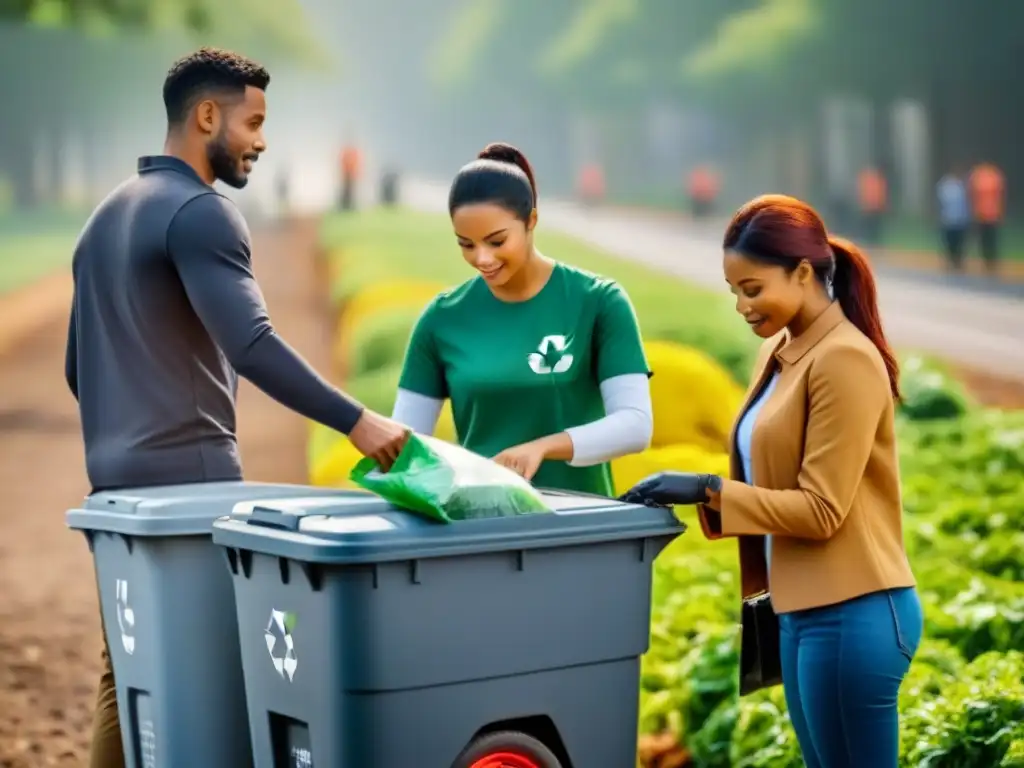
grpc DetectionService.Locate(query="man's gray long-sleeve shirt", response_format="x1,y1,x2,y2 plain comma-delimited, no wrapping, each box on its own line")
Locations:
66,155,364,491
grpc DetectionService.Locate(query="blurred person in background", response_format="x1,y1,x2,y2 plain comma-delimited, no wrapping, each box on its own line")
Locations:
379,166,400,207
688,164,719,219
339,139,363,211
826,188,854,239
577,161,606,207
936,166,970,272
64,48,408,768
391,142,653,494
275,162,291,220
856,164,887,245
969,160,1006,274
620,194,920,768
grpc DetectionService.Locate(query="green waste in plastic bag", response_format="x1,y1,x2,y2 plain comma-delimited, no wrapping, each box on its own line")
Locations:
350,433,553,523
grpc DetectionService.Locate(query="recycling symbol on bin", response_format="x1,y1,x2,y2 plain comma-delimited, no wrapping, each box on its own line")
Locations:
115,579,135,655
265,609,298,682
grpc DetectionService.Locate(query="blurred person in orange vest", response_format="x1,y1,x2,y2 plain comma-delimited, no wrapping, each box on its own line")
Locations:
857,166,887,245
339,142,363,211
688,164,719,218
968,161,1005,274
577,162,605,207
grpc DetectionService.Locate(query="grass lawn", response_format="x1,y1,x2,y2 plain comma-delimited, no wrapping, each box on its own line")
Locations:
0,232,81,294
322,207,760,383
880,215,1024,261
323,207,718,298
317,210,1024,768
321,207,986,411
0,208,86,295
602,191,1024,263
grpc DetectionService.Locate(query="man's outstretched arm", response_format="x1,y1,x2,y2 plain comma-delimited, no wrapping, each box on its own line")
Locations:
167,193,407,466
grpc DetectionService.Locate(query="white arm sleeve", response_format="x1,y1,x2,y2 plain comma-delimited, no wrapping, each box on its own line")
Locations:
565,373,653,467
392,388,444,435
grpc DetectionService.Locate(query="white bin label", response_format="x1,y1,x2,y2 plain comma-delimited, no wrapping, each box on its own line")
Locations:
265,609,298,682
140,719,156,768
291,746,313,767
115,579,136,655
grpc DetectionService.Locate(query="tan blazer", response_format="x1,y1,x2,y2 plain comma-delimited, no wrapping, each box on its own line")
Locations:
699,302,915,614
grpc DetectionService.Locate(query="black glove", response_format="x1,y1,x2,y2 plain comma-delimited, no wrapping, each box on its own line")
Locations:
618,472,720,507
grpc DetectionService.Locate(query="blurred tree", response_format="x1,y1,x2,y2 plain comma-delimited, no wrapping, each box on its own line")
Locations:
530,0,751,195
0,0,327,64
537,0,751,110
423,0,748,191
683,0,1024,202
487,0,1024,207
423,0,579,187
0,0,327,209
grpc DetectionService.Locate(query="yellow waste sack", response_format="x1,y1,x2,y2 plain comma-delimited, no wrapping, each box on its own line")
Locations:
309,437,364,488
307,421,339,471
435,401,457,443
612,443,730,497
333,280,445,364
645,340,744,452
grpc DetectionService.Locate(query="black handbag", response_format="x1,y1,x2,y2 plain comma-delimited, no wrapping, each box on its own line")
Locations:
739,591,783,696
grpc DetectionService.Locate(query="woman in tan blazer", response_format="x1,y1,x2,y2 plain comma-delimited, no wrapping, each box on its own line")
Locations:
621,194,921,768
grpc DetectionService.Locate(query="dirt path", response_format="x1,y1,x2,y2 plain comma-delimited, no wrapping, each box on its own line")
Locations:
0,219,330,767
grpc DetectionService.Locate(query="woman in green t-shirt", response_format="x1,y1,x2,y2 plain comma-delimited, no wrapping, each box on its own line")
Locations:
392,142,652,496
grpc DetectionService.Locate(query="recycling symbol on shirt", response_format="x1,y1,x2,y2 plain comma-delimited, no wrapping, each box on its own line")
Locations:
528,334,574,374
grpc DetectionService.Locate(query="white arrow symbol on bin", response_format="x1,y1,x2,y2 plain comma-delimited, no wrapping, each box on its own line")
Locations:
115,579,135,655
265,609,298,682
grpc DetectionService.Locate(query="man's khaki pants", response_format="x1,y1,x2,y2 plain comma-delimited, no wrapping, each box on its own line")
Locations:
90,621,125,767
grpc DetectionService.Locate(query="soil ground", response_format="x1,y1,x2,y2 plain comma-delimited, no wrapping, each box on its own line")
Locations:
0,219,330,767
948,363,1024,409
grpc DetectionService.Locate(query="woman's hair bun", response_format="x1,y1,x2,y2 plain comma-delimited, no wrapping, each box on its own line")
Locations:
478,142,524,166
477,141,536,202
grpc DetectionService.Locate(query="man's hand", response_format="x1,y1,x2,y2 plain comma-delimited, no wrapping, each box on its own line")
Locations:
618,471,719,507
493,440,548,481
348,410,410,472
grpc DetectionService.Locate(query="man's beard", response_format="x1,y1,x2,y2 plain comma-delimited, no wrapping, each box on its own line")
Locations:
207,131,249,189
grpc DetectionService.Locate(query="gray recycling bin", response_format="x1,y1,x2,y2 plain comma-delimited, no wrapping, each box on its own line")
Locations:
66,482,346,768
212,490,685,768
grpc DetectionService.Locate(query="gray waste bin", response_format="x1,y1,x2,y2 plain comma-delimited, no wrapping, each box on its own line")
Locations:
66,482,346,768
212,489,685,768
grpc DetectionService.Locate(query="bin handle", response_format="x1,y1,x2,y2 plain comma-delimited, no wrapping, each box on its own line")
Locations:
536,487,615,501
246,506,302,531
537,486,672,511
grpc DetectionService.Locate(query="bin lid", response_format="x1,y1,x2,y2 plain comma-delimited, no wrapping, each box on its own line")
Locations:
210,489,685,565
65,481,349,537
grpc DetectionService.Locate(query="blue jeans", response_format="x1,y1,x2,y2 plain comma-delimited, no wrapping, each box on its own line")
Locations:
778,587,923,768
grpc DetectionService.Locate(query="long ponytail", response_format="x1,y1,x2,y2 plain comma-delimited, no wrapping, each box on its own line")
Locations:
827,235,901,400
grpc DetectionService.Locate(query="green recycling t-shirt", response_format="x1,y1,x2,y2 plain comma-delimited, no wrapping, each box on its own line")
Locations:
398,262,649,496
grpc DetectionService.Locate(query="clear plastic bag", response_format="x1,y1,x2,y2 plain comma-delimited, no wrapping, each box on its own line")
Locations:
350,434,552,523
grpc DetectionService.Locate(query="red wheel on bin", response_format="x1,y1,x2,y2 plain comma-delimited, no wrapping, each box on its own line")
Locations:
453,730,563,768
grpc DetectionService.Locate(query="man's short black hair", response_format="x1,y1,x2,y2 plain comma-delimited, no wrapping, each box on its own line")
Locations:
163,47,271,126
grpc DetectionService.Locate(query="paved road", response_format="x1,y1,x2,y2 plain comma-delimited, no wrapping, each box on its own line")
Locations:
404,180,1024,380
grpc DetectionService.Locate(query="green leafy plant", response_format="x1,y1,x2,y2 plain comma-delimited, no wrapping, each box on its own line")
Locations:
318,209,1024,768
